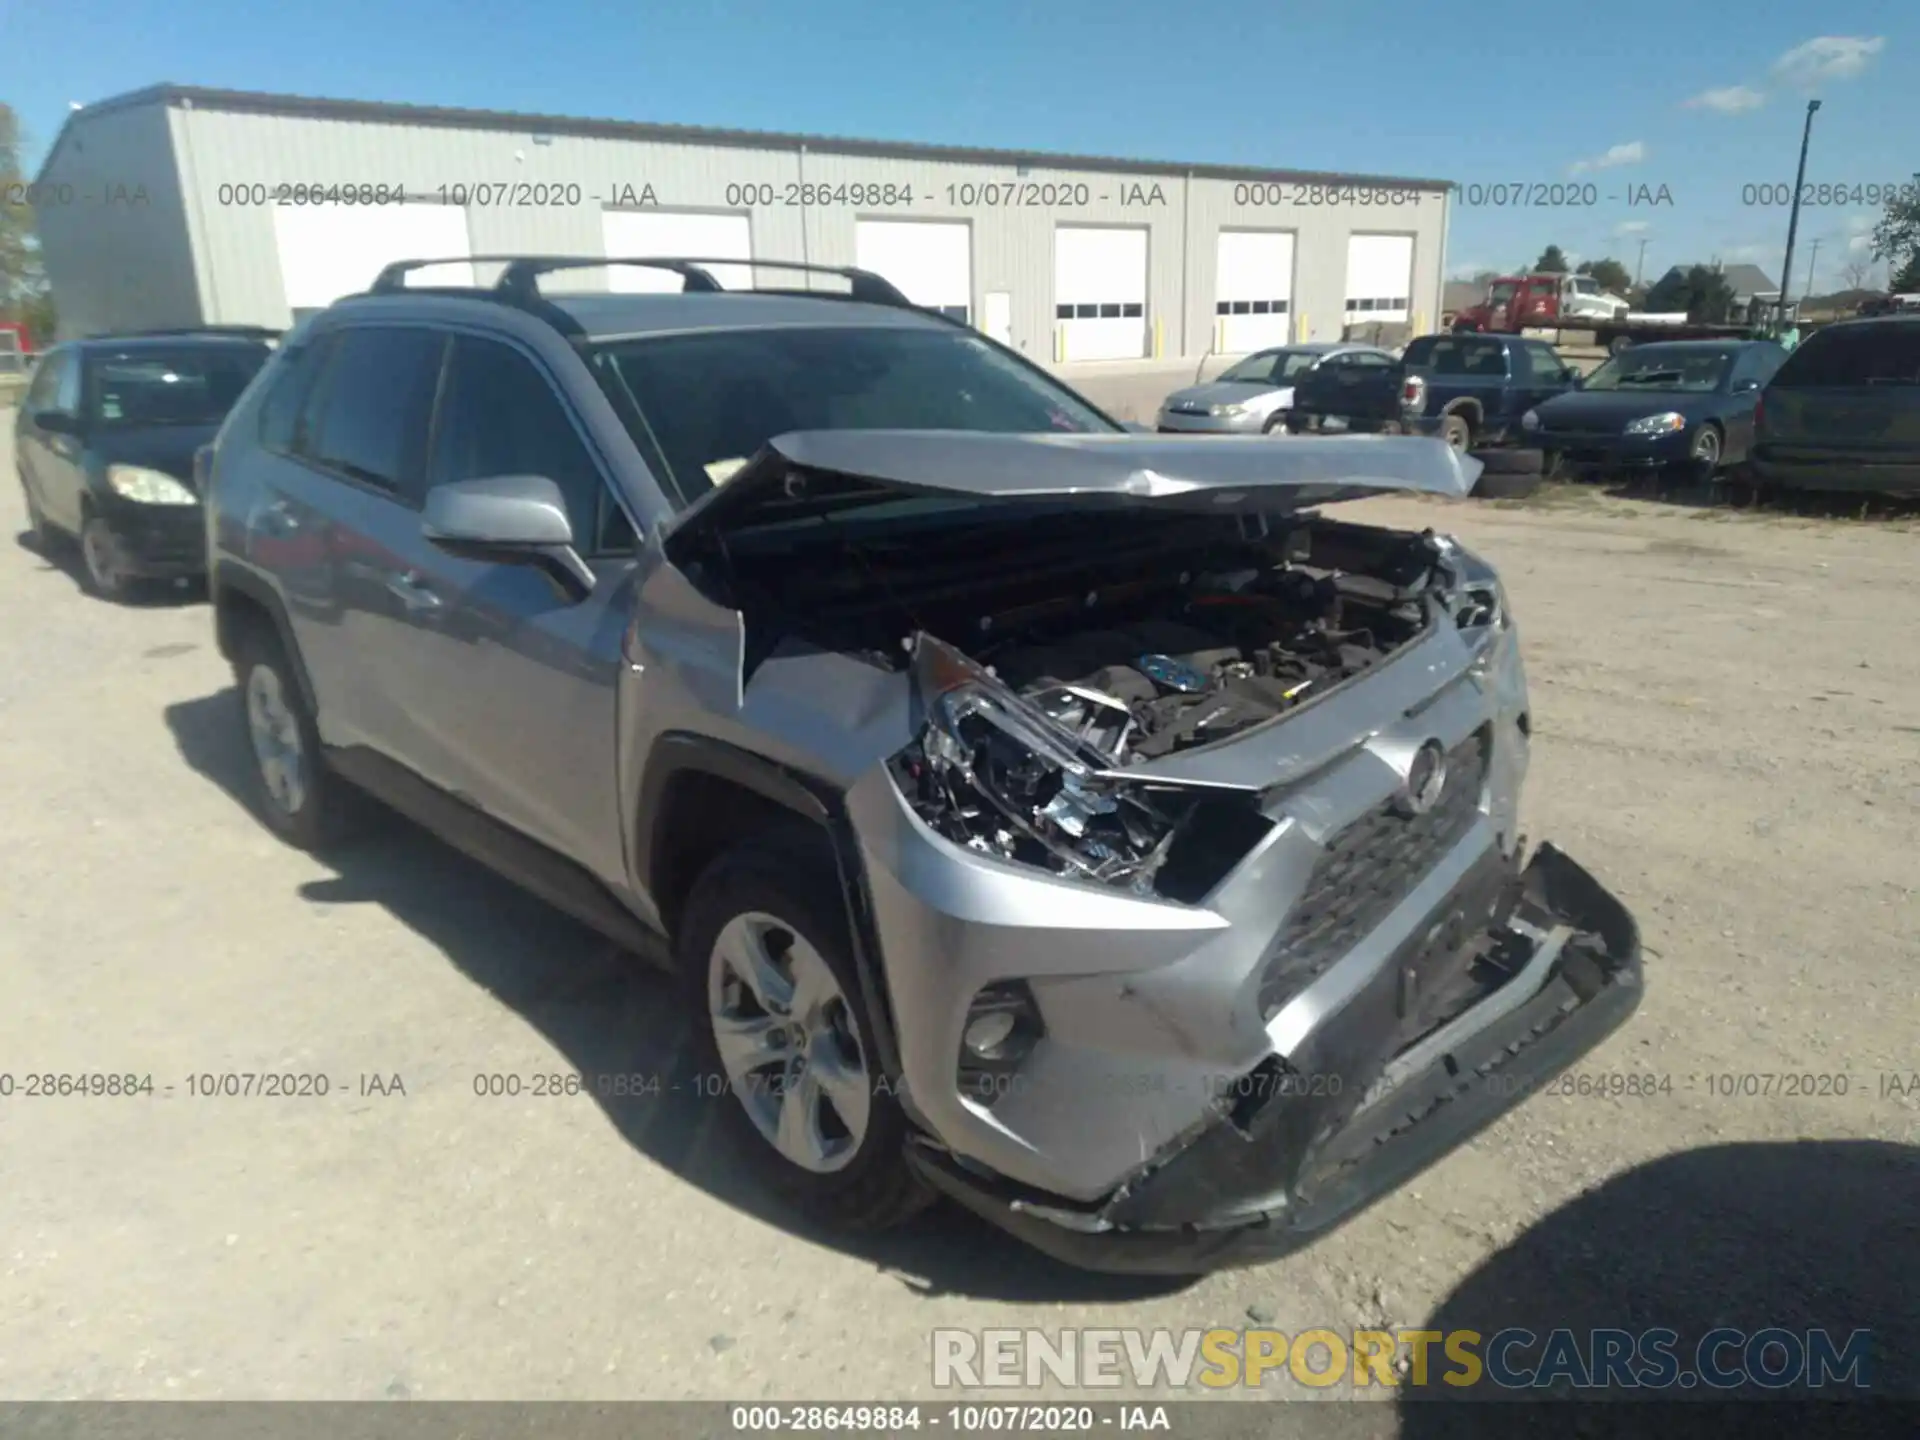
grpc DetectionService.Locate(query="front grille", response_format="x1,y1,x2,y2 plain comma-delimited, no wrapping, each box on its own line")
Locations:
1257,731,1490,1019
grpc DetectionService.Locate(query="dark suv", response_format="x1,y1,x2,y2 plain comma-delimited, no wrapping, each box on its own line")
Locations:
14,328,276,597
1752,316,1920,496
200,256,1641,1274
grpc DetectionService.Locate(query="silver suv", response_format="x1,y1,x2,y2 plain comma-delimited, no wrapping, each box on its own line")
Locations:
203,256,1643,1273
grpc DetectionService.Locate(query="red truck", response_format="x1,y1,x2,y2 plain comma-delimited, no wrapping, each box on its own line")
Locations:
0,319,34,369
1452,273,1787,355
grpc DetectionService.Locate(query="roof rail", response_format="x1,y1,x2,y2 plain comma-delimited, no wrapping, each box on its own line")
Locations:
89,324,284,341
367,254,915,311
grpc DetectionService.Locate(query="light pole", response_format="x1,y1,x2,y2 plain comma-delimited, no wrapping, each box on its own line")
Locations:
1777,99,1822,328
1803,238,1822,301
1635,237,1650,286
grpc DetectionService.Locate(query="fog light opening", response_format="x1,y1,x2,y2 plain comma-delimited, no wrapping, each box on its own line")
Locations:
956,981,1045,1104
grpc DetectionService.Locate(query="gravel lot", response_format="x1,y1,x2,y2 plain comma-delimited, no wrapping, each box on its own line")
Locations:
3,403,1915,1421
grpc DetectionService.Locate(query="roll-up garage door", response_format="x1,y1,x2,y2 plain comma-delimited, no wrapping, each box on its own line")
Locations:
1343,234,1415,324
855,220,971,323
601,211,752,291
273,203,474,323
1055,226,1147,362
1215,230,1295,354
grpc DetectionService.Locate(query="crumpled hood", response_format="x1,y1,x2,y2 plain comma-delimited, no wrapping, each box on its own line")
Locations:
664,430,1481,546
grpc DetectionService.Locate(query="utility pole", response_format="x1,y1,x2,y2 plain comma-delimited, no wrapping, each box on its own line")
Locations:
1635,238,1650,286
1803,238,1822,301
1777,99,1822,328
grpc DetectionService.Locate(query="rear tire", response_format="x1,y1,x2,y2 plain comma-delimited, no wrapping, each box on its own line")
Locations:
1262,412,1289,435
680,834,933,1233
233,623,367,852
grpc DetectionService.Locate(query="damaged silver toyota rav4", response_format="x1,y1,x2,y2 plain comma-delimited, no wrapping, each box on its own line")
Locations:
204,258,1643,1273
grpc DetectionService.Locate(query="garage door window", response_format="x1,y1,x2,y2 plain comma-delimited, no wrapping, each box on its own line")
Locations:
1215,300,1289,316
1054,303,1144,319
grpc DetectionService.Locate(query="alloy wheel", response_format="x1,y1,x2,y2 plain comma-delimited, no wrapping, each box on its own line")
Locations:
708,912,872,1174
245,664,309,817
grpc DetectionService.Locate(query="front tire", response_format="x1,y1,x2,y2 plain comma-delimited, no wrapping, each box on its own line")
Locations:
233,624,366,851
1262,411,1289,435
681,835,932,1232
1687,424,1723,479
1439,413,1472,451
79,516,136,602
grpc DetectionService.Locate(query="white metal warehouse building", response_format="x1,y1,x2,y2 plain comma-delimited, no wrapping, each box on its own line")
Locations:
35,85,1452,378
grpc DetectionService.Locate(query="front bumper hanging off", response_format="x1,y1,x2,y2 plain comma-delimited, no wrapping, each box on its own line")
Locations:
905,842,1643,1274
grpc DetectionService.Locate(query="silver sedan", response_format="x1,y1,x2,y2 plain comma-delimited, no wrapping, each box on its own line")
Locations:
1156,342,1396,435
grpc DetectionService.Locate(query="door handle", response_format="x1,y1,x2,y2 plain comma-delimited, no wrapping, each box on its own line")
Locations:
385,570,443,612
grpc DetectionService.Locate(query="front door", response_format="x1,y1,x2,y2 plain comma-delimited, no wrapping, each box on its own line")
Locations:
379,333,639,879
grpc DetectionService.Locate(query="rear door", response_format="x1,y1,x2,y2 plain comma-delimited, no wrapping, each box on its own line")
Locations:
1761,323,1920,459
269,324,450,758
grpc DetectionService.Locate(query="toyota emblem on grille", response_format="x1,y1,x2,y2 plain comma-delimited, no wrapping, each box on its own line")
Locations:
1395,741,1448,818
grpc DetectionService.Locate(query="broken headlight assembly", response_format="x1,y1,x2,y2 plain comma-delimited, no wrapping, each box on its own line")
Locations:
888,635,1273,902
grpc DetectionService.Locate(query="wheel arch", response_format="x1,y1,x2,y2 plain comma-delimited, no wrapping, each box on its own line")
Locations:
211,560,317,715
635,735,904,1081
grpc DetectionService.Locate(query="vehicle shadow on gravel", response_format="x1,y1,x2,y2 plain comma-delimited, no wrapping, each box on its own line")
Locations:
164,687,1190,1306
1397,1139,1918,1438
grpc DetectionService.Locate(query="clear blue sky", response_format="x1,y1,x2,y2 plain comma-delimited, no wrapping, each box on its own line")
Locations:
4,0,1912,294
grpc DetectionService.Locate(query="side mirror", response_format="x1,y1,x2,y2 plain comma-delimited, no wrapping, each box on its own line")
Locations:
32,409,82,436
422,474,593,598
1567,373,1586,390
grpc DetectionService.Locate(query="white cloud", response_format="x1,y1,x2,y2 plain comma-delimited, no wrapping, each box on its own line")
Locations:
1614,220,1651,237
1771,35,1885,88
1844,212,1879,252
1569,141,1647,175
1719,243,1770,263
1685,85,1766,113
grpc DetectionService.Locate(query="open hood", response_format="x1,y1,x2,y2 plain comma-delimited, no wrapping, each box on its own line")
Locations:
662,430,1481,548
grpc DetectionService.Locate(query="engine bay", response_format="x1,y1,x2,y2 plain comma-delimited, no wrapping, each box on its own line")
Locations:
867,515,1448,897
978,564,1420,765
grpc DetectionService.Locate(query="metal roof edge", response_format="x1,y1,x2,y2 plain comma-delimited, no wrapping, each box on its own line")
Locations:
42,82,1456,192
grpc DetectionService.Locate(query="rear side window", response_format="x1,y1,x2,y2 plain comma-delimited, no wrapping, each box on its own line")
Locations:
1771,324,1920,388
257,337,335,453
429,337,632,553
306,327,448,502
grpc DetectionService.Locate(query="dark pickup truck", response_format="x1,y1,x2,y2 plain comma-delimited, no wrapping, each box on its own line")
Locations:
1287,333,1582,450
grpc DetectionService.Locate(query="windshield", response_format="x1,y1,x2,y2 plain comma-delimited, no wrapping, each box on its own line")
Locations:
594,324,1118,503
1581,349,1730,393
1217,349,1320,385
84,345,269,426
